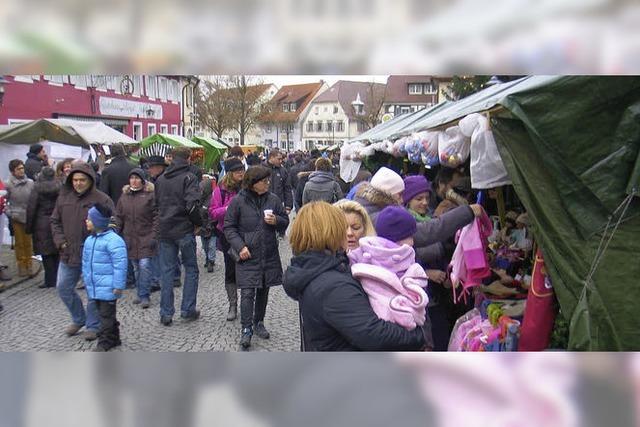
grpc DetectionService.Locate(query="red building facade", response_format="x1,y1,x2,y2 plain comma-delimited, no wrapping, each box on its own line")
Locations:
0,75,183,140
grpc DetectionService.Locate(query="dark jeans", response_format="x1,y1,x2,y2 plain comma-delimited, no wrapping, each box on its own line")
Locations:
159,234,199,318
240,287,269,329
42,254,59,287
95,299,120,350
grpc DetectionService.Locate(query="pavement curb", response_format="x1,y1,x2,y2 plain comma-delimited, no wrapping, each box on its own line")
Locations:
0,263,43,293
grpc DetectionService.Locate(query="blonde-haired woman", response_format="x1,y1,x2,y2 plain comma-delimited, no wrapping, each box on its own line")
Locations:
283,201,426,351
333,200,375,252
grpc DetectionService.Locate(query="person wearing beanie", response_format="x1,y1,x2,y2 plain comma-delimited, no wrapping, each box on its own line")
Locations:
224,165,289,350
83,204,128,351
403,175,433,223
353,167,405,222
347,205,429,333
209,157,245,321
26,166,61,288
114,168,158,309
25,143,47,180
51,161,114,340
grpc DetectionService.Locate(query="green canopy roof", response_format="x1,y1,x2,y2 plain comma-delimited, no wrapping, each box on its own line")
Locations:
192,136,228,171
139,133,201,149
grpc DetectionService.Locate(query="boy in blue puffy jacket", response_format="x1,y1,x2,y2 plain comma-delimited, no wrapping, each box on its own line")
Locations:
82,204,128,351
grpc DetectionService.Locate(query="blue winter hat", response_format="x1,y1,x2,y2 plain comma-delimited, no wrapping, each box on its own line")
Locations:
88,204,111,230
375,206,417,243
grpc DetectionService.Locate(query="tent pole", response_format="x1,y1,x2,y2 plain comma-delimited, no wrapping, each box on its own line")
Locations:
496,186,506,229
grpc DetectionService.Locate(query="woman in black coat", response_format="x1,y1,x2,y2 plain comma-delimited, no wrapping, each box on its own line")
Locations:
284,201,427,351
25,167,60,288
224,165,289,350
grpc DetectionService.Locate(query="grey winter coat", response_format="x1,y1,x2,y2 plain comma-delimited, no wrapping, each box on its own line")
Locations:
224,189,289,289
302,171,344,205
5,175,35,224
26,179,60,255
413,205,475,248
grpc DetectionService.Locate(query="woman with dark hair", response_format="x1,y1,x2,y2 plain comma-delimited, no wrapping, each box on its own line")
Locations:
209,158,245,321
26,167,60,288
224,165,289,350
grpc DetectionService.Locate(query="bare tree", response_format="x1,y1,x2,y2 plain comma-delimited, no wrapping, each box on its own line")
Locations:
196,76,235,139
228,75,272,145
360,81,387,131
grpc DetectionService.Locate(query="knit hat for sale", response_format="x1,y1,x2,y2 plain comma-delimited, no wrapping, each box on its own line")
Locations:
370,167,405,196
375,206,417,243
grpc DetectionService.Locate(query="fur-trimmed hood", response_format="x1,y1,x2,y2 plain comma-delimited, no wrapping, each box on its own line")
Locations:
122,182,154,195
354,183,398,208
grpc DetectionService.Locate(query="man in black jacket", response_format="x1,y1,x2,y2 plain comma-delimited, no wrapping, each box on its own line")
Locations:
264,149,293,214
99,143,135,205
154,147,203,326
24,143,47,180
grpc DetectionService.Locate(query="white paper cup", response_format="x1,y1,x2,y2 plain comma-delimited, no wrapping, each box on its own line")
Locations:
264,209,273,218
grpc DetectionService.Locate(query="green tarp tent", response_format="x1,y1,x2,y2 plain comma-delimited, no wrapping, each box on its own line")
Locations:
192,136,228,171
139,133,201,150
349,76,640,350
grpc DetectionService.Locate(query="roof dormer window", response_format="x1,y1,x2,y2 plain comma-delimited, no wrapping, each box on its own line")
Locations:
283,103,289,112
409,83,423,95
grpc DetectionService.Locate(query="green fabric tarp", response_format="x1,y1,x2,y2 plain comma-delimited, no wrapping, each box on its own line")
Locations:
192,136,227,172
139,133,201,150
491,76,640,350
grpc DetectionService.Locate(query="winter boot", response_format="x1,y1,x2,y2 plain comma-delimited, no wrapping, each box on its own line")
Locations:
253,321,270,339
240,327,253,350
225,282,238,321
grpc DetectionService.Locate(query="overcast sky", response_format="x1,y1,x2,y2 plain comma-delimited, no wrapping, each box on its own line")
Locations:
254,75,388,88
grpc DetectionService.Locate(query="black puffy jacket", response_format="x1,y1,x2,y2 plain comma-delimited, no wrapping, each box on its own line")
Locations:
283,251,426,351
99,155,135,205
224,189,289,289
155,157,202,240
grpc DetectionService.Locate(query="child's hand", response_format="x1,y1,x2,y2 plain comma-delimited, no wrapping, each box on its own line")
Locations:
113,289,123,296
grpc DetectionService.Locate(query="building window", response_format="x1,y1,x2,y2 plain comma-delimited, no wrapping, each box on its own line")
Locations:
400,106,411,115
326,121,333,132
424,82,437,94
290,103,296,112
146,76,157,99
159,77,168,100
307,121,313,132
283,103,289,112
315,106,319,114
91,75,108,91
336,121,344,132
171,124,178,135
160,124,169,134
357,121,367,132
409,84,423,95
265,124,272,133
315,121,323,132
133,123,143,141
69,75,89,89
333,105,338,113
148,123,157,137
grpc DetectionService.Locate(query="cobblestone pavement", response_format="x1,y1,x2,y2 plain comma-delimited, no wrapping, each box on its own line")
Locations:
0,240,300,352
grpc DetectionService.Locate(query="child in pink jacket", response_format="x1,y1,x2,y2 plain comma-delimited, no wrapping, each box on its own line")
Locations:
348,206,429,330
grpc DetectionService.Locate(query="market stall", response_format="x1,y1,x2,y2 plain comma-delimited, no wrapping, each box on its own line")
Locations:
0,118,137,178
343,76,640,350
139,133,205,166
191,136,228,172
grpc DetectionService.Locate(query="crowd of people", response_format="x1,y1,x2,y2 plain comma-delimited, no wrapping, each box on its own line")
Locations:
0,141,499,352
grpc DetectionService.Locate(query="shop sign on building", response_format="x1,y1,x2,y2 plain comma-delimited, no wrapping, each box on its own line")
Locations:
99,97,163,120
